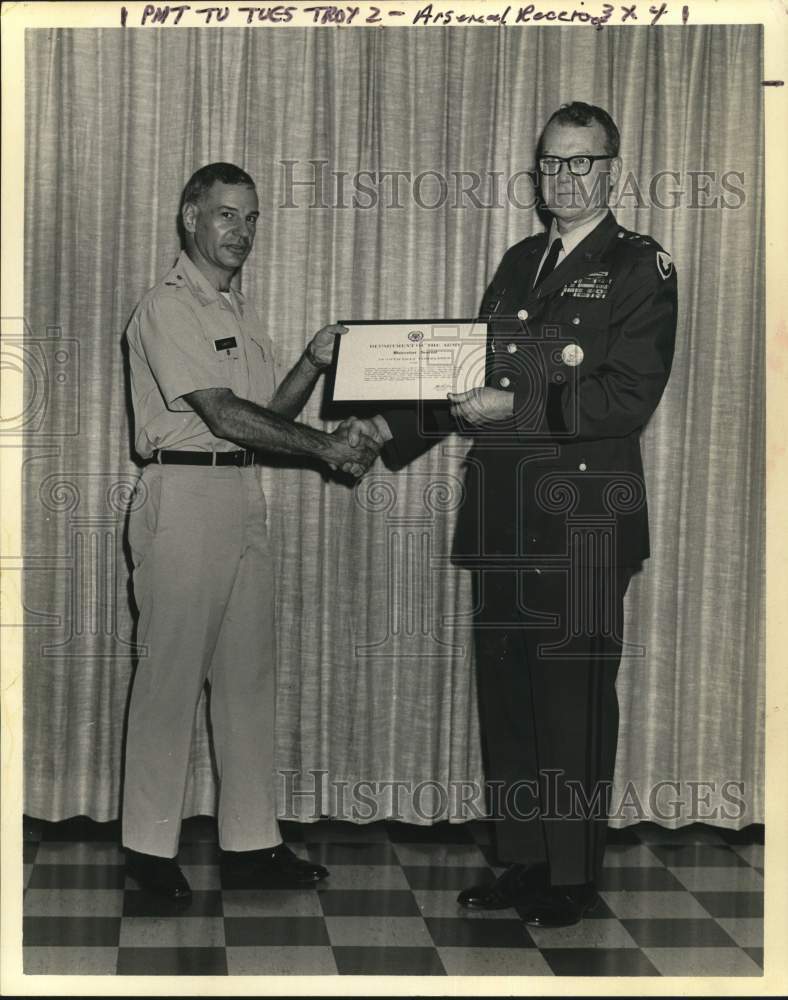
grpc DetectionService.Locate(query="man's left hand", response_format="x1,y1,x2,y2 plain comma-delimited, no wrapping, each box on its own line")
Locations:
306,323,348,368
447,387,514,424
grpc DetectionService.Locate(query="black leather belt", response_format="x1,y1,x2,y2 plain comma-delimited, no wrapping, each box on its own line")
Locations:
153,449,257,467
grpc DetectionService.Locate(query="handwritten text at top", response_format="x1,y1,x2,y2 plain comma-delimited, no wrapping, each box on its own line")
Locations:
123,3,685,28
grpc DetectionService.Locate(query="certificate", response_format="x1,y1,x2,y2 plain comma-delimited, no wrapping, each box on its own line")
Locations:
329,319,489,404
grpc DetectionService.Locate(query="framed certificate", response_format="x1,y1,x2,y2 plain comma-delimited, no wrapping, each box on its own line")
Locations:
328,319,489,404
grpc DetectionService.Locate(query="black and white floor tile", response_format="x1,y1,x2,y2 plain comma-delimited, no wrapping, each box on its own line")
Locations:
22,815,764,977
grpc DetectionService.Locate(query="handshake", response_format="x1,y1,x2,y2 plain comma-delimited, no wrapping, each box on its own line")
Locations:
324,416,390,479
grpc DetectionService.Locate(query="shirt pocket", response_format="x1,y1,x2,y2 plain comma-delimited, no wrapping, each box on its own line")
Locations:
210,343,247,397
552,299,612,374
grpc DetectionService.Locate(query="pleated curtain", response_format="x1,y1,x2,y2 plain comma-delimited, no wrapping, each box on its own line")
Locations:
23,25,764,827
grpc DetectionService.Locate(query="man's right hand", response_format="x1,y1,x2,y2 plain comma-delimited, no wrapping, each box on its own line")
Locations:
325,422,383,478
184,386,384,478
336,416,389,449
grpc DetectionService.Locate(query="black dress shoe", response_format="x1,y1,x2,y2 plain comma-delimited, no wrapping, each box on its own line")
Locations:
517,882,599,927
125,849,192,901
221,843,329,888
457,863,549,910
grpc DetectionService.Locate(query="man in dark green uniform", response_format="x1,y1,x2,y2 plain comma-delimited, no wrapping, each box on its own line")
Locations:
358,102,677,926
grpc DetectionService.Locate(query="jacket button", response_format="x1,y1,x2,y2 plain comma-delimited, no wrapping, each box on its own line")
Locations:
572,316,581,326
499,376,511,388
579,462,587,471
507,343,518,354
517,308,528,320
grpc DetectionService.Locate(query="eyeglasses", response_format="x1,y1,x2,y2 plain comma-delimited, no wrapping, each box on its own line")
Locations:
537,154,615,177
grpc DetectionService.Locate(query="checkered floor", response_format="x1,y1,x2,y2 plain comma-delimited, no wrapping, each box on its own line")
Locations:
22,815,764,977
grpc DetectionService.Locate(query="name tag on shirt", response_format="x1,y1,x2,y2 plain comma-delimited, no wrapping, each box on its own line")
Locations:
214,336,239,359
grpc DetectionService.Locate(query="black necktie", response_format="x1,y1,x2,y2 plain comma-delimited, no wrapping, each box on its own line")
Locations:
534,237,563,289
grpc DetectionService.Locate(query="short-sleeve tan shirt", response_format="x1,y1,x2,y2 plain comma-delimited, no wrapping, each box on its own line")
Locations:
127,250,279,459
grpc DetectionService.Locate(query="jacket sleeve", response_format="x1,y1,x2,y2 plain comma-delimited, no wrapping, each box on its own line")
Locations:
381,257,515,469
380,404,456,470
516,253,677,442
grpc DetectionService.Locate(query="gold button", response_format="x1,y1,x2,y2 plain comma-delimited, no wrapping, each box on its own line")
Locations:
517,308,528,321
499,376,511,388
507,343,518,354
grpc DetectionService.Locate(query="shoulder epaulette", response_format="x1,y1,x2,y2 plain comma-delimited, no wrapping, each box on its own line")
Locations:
615,227,674,280
615,228,658,251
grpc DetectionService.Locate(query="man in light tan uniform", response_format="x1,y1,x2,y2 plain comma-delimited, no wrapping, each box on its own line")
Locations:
123,162,378,900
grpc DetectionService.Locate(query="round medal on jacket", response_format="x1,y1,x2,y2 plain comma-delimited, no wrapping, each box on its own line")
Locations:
561,343,584,367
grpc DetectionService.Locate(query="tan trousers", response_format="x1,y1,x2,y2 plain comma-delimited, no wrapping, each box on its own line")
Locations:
122,464,281,857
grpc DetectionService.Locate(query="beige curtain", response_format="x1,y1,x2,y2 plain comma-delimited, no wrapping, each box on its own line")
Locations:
23,26,764,827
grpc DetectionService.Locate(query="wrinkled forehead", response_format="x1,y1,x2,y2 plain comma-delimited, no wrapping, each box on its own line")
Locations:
539,120,609,156
200,181,259,211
